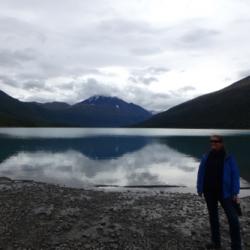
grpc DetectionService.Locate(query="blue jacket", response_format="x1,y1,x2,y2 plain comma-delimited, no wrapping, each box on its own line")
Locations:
196,151,240,198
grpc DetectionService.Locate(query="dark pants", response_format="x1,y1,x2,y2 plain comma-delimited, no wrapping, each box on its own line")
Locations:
204,192,242,250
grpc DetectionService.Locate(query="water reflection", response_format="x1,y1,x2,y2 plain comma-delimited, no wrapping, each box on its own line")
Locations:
159,136,250,183
0,143,198,188
0,128,249,188
0,137,149,162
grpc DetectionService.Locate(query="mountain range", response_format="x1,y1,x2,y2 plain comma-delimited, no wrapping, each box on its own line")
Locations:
0,92,152,127
138,75,250,129
1,75,250,128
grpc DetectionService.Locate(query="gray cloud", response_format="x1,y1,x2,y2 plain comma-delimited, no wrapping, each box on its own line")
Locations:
0,0,250,112
169,86,197,98
74,78,120,102
179,28,219,48
73,78,173,112
22,80,50,91
130,46,165,56
147,67,169,75
128,66,169,85
122,85,173,112
0,75,19,87
0,16,46,42
177,86,196,93
97,18,157,35
129,76,158,85
0,49,36,67
0,73,173,112
238,69,250,78
0,74,47,89
131,67,169,76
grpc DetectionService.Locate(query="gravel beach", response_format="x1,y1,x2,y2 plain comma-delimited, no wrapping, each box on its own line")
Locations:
0,177,249,250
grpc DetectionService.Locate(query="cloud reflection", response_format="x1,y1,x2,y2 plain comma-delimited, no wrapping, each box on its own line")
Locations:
0,142,199,188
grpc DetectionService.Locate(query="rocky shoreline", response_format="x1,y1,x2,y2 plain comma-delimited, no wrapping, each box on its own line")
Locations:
0,177,249,250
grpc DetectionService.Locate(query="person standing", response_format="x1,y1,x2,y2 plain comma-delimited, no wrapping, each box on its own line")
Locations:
197,135,242,250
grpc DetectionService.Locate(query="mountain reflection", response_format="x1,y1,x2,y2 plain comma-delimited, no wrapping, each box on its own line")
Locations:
0,130,249,187
0,136,149,163
0,139,198,188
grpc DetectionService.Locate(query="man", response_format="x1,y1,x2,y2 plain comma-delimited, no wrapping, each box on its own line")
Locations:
196,135,242,250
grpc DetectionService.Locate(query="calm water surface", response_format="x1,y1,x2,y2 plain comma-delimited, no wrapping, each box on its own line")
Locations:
0,128,249,193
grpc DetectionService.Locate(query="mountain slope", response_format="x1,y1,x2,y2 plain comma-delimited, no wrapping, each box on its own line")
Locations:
0,91,152,127
60,95,152,127
0,90,61,126
139,76,250,129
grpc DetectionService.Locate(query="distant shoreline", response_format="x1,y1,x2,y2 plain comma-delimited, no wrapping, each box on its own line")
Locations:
1,126,250,129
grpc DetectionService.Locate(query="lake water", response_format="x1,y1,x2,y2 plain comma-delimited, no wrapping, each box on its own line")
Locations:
0,128,249,194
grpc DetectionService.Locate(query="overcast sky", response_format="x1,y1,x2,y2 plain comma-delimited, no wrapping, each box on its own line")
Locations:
0,0,250,112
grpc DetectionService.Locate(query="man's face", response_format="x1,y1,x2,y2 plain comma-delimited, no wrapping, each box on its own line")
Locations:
210,137,223,151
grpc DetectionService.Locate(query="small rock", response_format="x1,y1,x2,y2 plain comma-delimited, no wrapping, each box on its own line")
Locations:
32,204,54,216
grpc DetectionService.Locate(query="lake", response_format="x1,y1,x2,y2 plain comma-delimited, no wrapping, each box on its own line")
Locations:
0,128,249,194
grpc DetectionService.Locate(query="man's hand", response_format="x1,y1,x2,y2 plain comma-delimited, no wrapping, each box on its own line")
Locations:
233,195,240,203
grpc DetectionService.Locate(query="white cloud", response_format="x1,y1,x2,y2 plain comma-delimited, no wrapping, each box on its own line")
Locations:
0,0,250,112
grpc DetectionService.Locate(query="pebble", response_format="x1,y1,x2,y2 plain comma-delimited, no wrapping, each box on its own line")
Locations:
0,177,249,250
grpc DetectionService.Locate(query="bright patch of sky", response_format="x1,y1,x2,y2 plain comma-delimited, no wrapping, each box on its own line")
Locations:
0,0,250,112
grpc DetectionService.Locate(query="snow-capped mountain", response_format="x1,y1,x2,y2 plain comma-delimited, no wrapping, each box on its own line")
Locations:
81,95,148,112
72,95,153,127
0,92,153,127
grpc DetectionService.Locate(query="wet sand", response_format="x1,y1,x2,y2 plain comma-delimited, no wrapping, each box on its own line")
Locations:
0,176,249,250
